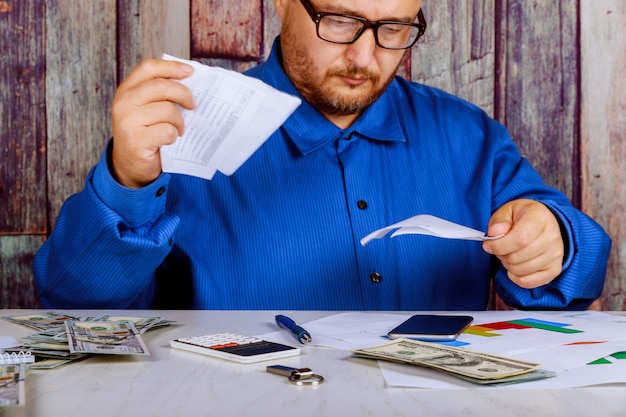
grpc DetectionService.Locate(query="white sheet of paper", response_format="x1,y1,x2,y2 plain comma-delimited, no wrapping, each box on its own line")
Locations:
259,312,407,350
160,54,301,179
360,214,504,246
507,340,626,373
379,352,626,389
0,335,20,349
259,311,626,389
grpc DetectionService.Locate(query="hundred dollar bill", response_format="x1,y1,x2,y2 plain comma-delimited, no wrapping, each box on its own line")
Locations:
22,341,71,352
23,329,69,344
2,312,76,331
29,358,84,370
65,320,150,355
101,316,165,333
352,338,541,381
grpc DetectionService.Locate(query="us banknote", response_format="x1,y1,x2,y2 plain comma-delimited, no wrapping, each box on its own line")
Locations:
353,338,541,382
65,320,150,355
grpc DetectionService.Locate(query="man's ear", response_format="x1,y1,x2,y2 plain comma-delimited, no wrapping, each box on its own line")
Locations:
272,0,288,21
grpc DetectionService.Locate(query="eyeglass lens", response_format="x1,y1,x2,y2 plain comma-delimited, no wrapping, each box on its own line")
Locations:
318,15,421,49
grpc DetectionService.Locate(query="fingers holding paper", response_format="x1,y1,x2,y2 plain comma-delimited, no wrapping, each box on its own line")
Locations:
482,199,565,289
111,58,196,188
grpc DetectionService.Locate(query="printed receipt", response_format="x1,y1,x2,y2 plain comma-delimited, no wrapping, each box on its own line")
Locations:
160,54,301,180
360,214,505,246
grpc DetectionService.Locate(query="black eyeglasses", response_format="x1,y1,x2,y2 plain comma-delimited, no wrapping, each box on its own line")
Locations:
299,0,427,50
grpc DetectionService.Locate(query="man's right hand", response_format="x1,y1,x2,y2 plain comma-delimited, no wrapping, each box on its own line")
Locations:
111,59,196,188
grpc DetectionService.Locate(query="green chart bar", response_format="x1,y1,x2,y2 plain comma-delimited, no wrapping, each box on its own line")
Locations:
508,319,583,334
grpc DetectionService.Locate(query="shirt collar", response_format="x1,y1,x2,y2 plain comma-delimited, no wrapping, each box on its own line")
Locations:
249,38,407,155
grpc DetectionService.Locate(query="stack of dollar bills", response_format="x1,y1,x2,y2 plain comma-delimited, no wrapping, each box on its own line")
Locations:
2,312,175,370
352,338,555,386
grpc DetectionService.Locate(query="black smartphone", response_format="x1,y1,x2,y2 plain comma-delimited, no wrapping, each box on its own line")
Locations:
387,314,474,342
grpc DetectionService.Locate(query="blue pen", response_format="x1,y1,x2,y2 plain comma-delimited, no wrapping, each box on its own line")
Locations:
275,315,311,344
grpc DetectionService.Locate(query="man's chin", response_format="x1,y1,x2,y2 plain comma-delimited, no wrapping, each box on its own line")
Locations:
330,82,377,102
319,97,374,116
302,79,381,115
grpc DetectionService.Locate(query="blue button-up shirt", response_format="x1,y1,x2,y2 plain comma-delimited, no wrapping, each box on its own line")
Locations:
34,39,610,310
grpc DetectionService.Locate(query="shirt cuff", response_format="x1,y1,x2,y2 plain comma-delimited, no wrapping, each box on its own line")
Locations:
90,141,171,227
543,202,574,272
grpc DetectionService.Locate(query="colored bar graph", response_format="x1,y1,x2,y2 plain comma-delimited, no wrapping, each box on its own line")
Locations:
465,317,583,337
588,351,626,365
477,322,531,330
509,319,583,334
463,326,505,337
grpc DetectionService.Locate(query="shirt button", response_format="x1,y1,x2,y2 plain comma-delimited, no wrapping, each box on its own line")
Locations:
345,133,353,141
155,186,166,197
370,272,382,283
357,200,368,210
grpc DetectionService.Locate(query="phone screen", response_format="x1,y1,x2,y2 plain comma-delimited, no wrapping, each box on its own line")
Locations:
387,314,474,342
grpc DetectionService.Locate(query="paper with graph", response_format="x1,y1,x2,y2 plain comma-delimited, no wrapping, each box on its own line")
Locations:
260,310,626,388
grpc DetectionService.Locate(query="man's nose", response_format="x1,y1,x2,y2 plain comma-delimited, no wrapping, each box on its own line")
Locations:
344,28,377,68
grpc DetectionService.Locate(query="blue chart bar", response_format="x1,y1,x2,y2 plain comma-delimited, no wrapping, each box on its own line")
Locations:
508,319,583,334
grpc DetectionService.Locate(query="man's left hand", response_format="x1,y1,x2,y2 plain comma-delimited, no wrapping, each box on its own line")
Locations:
482,199,564,288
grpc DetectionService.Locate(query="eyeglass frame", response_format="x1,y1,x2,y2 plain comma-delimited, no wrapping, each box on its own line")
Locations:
299,0,427,50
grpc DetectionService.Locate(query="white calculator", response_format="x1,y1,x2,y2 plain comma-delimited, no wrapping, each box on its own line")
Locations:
170,333,301,364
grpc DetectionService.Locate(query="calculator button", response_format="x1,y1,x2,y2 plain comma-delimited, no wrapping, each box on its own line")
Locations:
210,342,238,349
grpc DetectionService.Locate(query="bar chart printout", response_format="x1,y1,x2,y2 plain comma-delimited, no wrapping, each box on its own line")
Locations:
465,318,584,337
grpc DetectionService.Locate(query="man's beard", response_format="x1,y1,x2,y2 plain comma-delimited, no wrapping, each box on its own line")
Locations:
281,36,394,117
293,63,394,116
294,64,379,116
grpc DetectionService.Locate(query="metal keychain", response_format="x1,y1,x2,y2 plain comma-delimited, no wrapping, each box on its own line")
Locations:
266,365,325,386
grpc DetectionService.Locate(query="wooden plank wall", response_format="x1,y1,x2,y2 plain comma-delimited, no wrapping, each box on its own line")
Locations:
1,1,47,308
0,0,188,308
581,0,626,310
0,0,624,310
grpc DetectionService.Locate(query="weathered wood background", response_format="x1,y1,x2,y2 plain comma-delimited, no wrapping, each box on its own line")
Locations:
1,0,624,310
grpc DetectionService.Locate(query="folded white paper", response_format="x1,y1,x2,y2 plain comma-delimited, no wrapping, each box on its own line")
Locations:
360,214,504,246
160,54,301,179
0,335,20,350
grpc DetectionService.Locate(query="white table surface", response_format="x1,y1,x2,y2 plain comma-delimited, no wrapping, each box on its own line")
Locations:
1,309,625,417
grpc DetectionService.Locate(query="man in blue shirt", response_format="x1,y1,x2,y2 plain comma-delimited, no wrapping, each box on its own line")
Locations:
34,0,610,310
